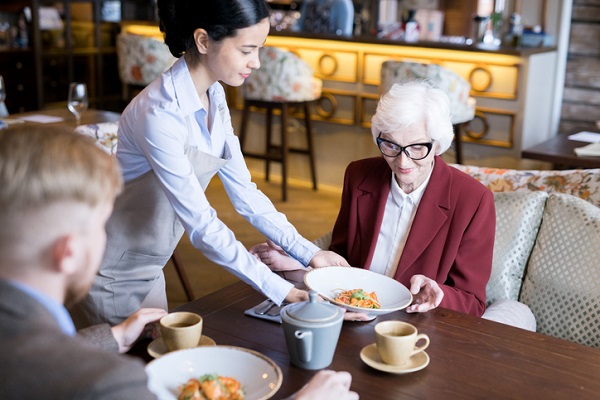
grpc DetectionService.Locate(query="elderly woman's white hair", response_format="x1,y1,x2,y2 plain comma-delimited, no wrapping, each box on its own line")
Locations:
371,80,454,155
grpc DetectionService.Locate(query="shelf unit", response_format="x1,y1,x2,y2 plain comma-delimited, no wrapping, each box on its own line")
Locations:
0,0,122,113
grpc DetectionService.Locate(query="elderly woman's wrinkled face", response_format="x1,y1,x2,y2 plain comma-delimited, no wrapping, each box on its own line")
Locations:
379,121,436,194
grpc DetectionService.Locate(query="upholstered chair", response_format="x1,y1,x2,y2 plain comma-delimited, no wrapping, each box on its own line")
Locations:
116,32,176,103
240,46,323,201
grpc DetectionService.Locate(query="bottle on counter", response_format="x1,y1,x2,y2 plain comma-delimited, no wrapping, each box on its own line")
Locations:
403,9,419,42
15,8,30,49
508,12,523,47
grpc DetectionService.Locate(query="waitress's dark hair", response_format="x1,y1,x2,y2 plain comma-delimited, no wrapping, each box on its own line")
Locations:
157,0,270,58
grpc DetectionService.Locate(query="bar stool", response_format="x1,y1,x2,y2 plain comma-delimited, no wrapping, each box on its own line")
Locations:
239,46,322,201
116,32,176,103
379,60,476,164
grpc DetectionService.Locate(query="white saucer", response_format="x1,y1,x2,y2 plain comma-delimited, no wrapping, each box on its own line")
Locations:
360,343,429,374
147,335,216,358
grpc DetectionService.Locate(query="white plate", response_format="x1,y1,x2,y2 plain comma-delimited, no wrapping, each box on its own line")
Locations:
304,266,412,318
145,346,282,400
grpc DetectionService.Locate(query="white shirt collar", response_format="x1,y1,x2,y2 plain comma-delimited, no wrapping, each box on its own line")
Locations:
390,161,434,208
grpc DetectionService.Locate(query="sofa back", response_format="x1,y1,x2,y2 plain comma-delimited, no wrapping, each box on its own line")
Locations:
452,164,600,208
491,191,600,348
519,193,600,348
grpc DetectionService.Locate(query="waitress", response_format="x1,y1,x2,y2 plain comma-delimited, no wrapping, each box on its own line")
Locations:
70,0,348,327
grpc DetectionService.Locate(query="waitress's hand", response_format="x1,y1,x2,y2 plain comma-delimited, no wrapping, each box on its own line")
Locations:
406,274,444,313
285,287,310,303
250,240,304,271
308,250,350,268
342,310,372,322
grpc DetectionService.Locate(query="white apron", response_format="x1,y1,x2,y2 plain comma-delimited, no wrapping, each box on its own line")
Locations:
71,121,231,328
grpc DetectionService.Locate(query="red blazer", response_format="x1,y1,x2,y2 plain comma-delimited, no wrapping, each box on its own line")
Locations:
330,156,495,316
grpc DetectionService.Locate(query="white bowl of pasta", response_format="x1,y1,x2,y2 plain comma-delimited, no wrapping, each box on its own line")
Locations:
145,345,282,400
304,266,413,318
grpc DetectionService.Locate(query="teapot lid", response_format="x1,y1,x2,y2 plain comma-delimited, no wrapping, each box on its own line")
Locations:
285,290,341,322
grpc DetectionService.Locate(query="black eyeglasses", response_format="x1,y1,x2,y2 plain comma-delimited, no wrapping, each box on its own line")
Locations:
376,133,434,160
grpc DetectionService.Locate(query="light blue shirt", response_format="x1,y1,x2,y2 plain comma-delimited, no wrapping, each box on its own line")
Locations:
117,58,319,304
8,280,76,336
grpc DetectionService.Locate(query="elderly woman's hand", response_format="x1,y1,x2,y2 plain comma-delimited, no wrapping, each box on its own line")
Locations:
406,274,444,313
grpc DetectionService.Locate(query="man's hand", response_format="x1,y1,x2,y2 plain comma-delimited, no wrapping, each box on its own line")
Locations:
294,370,359,400
406,274,444,313
111,308,167,353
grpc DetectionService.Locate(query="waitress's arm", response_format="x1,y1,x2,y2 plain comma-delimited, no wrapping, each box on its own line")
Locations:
217,131,321,264
125,109,298,306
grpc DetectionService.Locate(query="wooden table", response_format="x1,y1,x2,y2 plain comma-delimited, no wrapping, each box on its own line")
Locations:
132,281,600,400
3,108,120,128
521,132,600,169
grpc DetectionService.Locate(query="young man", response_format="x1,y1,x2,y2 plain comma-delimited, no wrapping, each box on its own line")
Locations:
0,126,357,399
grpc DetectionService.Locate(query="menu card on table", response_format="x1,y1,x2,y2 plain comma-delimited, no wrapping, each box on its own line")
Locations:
17,114,64,124
569,131,600,157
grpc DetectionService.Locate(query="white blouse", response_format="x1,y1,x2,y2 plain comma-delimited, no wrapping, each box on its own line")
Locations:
370,170,432,277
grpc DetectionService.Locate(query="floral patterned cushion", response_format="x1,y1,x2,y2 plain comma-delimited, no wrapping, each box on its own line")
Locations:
380,60,476,124
243,46,322,102
116,33,177,86
452,164,600,208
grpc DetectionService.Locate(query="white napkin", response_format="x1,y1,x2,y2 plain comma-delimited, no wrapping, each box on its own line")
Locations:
17,114,64,124
574,142,600,157
568,131,600,143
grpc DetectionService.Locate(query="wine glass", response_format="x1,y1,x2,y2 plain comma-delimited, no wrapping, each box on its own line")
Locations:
67,82,88,125
0,75,7,118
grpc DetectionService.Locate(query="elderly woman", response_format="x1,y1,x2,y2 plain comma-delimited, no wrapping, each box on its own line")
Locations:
253,80,496,317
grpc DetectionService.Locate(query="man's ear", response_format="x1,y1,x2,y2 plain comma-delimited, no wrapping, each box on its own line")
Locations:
51,235,79,275
193,28,210,55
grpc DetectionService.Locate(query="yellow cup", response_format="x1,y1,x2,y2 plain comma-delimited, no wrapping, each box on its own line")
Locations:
375,320,429,366
159,312,203,352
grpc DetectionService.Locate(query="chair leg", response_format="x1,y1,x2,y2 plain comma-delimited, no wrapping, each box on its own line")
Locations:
303,102,318,190
265,106,274,182
239,100,251,151
280,103,289,202
170,249,195,302
453,123,464,165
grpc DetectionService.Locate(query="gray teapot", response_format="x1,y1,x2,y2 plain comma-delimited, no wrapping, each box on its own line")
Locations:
281,290,344,370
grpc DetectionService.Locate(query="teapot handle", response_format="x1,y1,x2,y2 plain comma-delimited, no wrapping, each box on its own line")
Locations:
295,330,313,363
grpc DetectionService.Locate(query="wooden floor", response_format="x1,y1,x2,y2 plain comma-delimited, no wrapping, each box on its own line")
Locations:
164,176,342,309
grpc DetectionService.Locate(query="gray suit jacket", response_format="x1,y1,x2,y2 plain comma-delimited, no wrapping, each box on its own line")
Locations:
0,279,156,399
